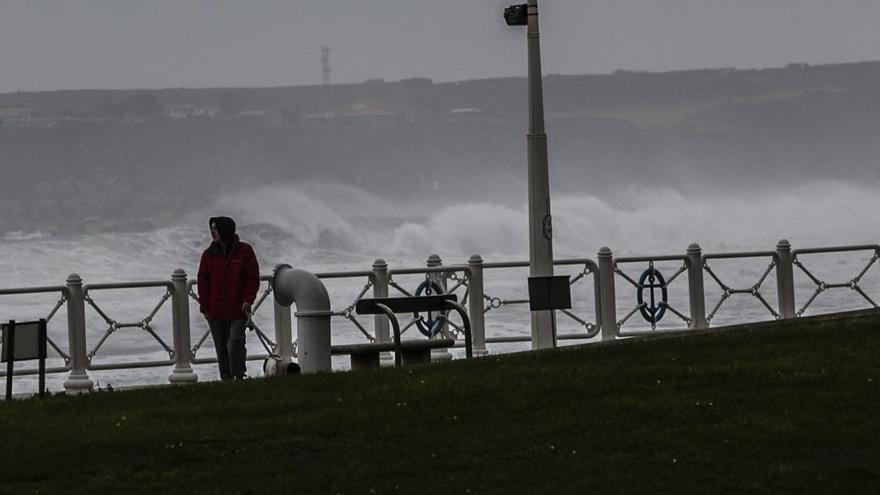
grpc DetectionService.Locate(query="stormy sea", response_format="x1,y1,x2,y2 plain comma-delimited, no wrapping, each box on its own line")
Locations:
2,180,879,394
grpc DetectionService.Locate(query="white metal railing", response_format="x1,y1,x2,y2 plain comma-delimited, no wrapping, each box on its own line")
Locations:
703,250,780,324
466,258,601,345
1,239,877,393
83,280,175,370
613,253,691,334
791,244,880,316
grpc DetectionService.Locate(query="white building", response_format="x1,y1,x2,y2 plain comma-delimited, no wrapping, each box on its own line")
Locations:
166,104,216,119
0,105,32,127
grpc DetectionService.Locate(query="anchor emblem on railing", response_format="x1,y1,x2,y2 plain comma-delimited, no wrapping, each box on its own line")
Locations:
637,265,668,324
414,279,447,337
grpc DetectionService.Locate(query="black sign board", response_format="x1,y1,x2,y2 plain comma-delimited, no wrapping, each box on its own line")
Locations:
528,275,572,311
2,320,46,362
2,319,47,400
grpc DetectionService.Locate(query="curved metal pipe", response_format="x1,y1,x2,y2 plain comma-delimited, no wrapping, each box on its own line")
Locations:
273,264,332,373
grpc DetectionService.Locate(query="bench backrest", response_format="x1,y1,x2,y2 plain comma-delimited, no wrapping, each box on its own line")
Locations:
355,294,458,315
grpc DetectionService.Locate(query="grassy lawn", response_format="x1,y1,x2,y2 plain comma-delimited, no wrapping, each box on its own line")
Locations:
1,312,878,494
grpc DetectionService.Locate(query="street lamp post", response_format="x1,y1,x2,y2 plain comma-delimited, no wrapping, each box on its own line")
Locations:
505,0,557,349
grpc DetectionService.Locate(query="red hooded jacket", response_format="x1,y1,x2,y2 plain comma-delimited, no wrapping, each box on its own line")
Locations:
197,235,260,320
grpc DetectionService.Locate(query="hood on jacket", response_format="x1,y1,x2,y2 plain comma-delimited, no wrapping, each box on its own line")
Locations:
209,216,236,245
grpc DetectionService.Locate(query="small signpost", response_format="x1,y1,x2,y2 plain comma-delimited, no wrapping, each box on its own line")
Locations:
2,319,48,400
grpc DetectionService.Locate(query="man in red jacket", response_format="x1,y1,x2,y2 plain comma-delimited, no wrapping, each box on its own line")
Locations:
197,216,260,380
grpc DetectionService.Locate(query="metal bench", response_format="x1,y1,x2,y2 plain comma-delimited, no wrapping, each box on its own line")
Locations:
338,294,473,369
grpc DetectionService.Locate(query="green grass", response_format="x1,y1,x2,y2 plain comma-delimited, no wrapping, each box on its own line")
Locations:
1,313,879,494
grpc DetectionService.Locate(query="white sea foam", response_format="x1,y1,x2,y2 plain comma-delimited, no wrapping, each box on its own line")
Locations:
387,180,880,259
3,230,51,241
2,180,878,284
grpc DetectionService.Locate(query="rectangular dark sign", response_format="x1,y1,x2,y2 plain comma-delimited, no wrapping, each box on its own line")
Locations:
2,321,46,362
528,275,572,311
3,319,48,400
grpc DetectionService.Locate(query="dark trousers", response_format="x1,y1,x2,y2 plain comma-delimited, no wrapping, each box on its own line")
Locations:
208,319,247,380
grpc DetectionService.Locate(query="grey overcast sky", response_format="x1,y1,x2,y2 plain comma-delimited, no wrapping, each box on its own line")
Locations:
2,0,880,93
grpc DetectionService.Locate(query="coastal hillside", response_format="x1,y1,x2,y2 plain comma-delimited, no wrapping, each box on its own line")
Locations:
2,61,879,234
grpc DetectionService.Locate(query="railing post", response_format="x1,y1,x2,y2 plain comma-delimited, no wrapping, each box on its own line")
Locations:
372,259,393,366
776,239,796,319
467,255,489,356
63,274,93,394
597,247,617,340
169,269,198,383
686,243,708,329
427,254,452,361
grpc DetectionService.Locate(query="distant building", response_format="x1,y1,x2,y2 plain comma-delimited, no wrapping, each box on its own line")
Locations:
166,104,217,119
305,103,401,125
0,105,32,127
447,107,486,123
449,108,482,114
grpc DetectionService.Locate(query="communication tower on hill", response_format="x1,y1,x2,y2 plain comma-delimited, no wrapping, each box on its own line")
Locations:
321,46,331,85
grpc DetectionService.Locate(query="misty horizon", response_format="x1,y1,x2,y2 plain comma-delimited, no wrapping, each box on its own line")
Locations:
5,58,880,95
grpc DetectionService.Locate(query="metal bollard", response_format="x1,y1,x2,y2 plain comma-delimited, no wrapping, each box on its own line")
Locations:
168,269,198,383
372,259,393,366
63,274,93,394
597,247,617,340
686,244,708,329
776,239,796,319
467,255,489,356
